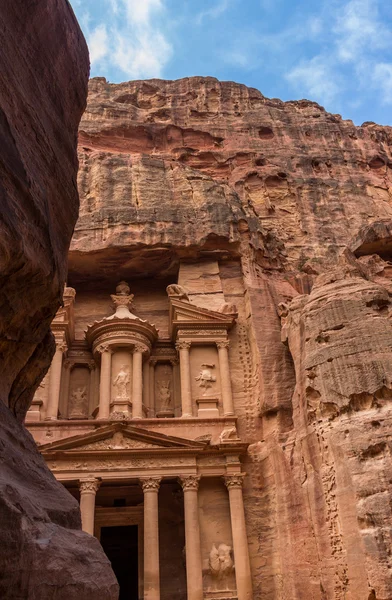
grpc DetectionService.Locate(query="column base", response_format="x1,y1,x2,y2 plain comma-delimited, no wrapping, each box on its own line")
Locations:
26,400,43,422
196,397,219,418
44,416,58,421
110,399,132,419
156,409,175,418
181,412,193,418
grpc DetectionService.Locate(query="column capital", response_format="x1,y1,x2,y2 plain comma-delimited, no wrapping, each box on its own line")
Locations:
79,477,101,494
134,343,147,354
216,340,230,350
224,473,246,489
180,475,201,491
150,358,158,367
140,477,161,492
170,357,179,366
176,340,191,351
55,341,67,353
97,343,113,355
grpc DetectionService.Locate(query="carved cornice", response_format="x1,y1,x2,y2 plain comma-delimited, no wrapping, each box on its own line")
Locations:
180,475,201,491
140,477,161,492
223,473,246,489
79,477,100,493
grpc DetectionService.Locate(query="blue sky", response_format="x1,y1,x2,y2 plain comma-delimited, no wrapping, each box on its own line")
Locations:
69,0,392,126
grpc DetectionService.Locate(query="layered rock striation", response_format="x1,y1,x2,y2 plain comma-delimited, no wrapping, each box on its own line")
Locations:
0,3,117,598
73,76,392,599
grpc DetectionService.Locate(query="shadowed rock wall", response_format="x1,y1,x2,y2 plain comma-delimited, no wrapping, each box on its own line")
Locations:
73,76,392,599
0,2,118,598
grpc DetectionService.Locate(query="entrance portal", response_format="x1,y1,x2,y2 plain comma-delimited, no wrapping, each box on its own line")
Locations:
101,525,139,600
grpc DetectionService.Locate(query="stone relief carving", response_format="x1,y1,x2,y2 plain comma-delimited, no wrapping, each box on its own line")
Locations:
157,379,172,411
219,427,239,442
113,364,130,400
166,284,189,301
69,386,88,417
195,363,217,396
209,543,234,579
80,432,162,451
224,474,246,489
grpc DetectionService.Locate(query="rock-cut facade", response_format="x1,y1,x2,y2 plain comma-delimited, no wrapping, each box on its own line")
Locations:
26,76,392,600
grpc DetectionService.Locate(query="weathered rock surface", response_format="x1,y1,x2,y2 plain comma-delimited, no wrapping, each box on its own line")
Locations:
73,76,392,599
0,2,117,598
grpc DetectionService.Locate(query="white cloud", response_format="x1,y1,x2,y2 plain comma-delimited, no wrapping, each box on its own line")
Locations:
334,0,392,63
122,0,163,26
372,62,392,104
196,0,231,24
286,56,340,104
82,0,172,79
88,24,109,63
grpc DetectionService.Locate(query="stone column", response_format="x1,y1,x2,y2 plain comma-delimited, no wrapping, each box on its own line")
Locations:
45,342,66,420
141,477,161,600
61,359,71,418
149,359,156,417
180,475,203,600
132,345,144,419
143,360,150,414
217,341,235,416
79,477,100,535
98,345,112,419
88,361,96,417
176,341,193,418
224,474,252,600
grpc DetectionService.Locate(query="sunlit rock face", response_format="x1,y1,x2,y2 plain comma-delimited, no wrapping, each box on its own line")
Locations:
71,76,392,599
0,2,118,598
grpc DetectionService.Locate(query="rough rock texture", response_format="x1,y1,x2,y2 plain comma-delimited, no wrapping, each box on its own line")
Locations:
0,3,118,598
73,76,392,599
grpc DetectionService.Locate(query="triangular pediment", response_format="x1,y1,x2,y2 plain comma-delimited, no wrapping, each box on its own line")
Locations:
39,423,208,454
169,298,235,337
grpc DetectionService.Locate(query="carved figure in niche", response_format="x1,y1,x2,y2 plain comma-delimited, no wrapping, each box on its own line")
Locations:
69,387,88,416
157,380,172,410
209,543,234,579
195,363,216,396
113,365,130,399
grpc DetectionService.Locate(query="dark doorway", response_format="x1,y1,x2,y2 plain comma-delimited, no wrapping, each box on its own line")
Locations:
100,525,139,599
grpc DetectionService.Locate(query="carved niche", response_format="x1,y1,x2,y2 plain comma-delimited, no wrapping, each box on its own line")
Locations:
155,362,175,418
68,366,90,419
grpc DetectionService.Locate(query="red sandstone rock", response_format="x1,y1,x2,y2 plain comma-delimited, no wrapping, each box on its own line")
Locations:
70,77,392,599
0,3,118,598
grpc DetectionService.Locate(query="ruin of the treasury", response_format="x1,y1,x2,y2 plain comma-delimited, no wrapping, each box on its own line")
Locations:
26,76,392,600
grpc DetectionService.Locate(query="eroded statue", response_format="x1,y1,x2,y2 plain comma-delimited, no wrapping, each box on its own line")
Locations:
195,363,216,396
209,543,234,579
69,386,88,416
113,365,130,400
157,380,172,410
166,284,189,301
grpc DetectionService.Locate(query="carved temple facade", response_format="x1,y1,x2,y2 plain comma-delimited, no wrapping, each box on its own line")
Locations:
26,265,254,600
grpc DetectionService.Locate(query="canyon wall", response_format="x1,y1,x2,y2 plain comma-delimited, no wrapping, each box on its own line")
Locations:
74,76,392,599
0,3,117,598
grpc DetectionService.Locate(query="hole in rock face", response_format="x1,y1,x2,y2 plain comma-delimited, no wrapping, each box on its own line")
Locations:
258,126,274,139
255,157,266,166
368,156,385,169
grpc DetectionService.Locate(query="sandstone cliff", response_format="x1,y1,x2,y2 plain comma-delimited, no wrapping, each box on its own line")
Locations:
73,77,392,599
0,3,117,598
